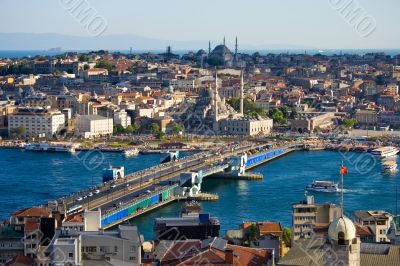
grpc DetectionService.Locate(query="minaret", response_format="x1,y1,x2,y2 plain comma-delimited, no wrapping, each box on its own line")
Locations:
223,36,226,46
235,36,238,57
214,73,219,122
240,71,244,116
208,41,211,55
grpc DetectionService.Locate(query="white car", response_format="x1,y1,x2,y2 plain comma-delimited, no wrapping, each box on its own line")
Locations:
77,197,83,201
111,184,116,188
94,190,100,194
88,192,93,197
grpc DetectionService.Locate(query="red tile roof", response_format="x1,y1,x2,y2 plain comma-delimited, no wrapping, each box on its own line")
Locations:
258,222,282,234
177,244,270,266
12,207,50,218
24,218,40,232
6,255,33,266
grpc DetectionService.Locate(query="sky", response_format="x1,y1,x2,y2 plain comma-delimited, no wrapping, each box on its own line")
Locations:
0,0,399,49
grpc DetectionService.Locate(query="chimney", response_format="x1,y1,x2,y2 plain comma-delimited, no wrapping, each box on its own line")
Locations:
225,249,234,265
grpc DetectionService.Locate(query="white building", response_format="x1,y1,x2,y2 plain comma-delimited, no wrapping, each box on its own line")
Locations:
41,225,142,266
75,115,113,138
8,107,65,138
354,210,393,243
113,110,131,128
218,117,273,136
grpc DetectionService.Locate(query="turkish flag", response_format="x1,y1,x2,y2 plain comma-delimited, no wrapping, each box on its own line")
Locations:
340,166,348,175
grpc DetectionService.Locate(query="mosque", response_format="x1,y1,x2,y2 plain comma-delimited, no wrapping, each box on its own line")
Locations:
207,37,241,67
181,72,273,136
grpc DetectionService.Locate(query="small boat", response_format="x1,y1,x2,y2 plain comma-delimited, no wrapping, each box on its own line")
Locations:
25,143,76,153
124,148,139,157
370,146,399,158
306,180,340,193
382,161,397,173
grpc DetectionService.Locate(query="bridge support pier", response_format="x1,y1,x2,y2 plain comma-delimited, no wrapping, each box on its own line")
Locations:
177,170,203,197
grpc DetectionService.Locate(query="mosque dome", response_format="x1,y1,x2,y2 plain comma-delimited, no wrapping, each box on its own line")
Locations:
328,216,356,242
208,45,234,66
253,67,261,74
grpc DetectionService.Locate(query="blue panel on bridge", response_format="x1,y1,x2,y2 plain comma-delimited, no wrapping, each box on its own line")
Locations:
246,148,286,168
151,194,159,205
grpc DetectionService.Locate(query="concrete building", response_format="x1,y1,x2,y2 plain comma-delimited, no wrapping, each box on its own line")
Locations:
290,112,336,133
355,109,378,126
292,196,341,241
113,110,131,128
0,226,24,264
354,210,393,243
75,115,113,139
388,215,400,245
40,225,142,266
8,107,65,138
218,117,273,136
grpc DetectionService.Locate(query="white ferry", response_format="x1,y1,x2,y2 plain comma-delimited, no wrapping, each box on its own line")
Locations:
370,146,399,158
382,160,397,173
306,181,340,193
25,143,76,153
123,148,139,157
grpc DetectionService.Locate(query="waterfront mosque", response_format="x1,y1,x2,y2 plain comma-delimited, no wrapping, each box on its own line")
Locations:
182,72,273,137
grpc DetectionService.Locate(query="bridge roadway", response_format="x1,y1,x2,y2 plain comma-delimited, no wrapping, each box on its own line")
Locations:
60,142,256,214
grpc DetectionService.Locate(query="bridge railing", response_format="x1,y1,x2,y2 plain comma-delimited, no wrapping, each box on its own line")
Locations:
102,184,179,219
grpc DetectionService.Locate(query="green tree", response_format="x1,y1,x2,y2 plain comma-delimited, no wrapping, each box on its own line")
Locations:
282,228,292,247
280,106,290,119
269,108,287,125
227,97,266,117
289,108,299,119
95,60,113,71
79,54,91,62
83,64,90,70
10,126,26,137
131,123,140,134
113,124,125,134
342,118,357,129
155,131,166,139
167,121,184,134
247,224,258,242
125,125,134,134
150,123,160,134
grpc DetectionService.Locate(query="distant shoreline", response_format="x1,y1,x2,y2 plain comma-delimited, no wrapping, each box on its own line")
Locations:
1,49,400,59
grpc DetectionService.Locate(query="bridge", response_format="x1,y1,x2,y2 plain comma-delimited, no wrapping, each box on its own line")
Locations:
47,142,308,229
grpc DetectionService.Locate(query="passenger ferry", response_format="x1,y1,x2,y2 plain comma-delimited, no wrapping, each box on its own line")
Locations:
306,180,340,193
382,160,397,173
25,143,76,153
123,148,139,157
370,146,399,158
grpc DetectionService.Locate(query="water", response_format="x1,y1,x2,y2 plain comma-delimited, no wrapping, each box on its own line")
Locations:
0,149,399,240
1,49,400,59
0,149,194,219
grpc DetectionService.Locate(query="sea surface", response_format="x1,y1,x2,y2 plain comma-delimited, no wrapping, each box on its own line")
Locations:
1,49,400,59
0,149,399,240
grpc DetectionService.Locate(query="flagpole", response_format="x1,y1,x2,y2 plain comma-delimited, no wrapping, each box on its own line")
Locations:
341,160,344,218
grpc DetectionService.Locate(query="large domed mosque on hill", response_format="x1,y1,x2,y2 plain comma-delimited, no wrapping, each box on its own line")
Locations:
207,37,239,67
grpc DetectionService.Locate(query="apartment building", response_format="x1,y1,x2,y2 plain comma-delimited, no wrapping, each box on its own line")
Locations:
8,107,65,138
354,210,393,243
75,115,113,138
292,196,341,241
40,225,142,266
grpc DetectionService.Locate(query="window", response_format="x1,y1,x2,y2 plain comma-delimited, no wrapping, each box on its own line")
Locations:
114,246,118,253
69,253,73,258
